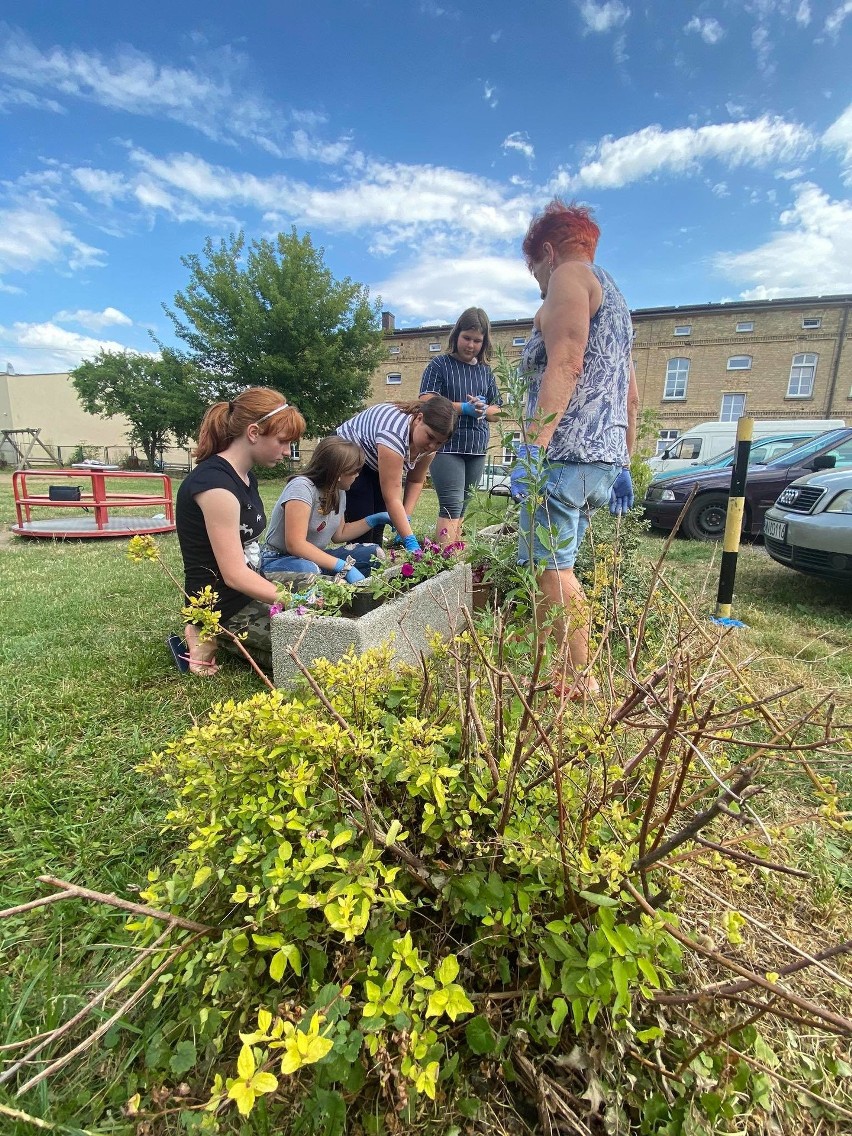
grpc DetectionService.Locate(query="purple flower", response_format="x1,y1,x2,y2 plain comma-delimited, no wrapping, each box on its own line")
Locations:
269,602,284,616
401,563,415,578
296,604,309,616
412,549,423,561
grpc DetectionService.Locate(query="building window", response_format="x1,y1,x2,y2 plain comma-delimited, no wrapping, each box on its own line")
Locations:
656,429,679,456
502,431,522,465
787,353,817,398
673,324,692,336
429,343,441,352
664,358,690,400
802,317,821,329
720,393,746,422
736,321,754,333
388,345,400,355
512,336,527,346
290,441,301,461
386,372,402,385
727,355,752,370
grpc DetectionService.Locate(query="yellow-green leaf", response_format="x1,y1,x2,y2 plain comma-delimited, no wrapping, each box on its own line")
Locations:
192,866,212,889
252,1071,279,1094
228,1080,255,1117
237,1044,255,1081
436,954,460,986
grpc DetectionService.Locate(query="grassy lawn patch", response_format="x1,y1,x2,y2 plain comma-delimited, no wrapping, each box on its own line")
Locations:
1,472,850,1132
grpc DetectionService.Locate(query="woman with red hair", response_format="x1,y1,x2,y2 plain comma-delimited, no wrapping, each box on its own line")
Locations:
511,200,639,699
175,387,306,674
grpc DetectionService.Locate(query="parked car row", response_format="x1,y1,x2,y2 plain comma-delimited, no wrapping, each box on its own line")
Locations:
641,427,852,541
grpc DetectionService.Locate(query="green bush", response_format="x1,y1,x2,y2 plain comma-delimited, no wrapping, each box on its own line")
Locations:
126,642,695,1132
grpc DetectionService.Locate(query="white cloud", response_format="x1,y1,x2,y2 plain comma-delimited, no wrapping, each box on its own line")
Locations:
684,16,725,44
0,83,64,113
482,81,498,109
577,1,630,34
715,182,852,299
0,319,138,373
0,205,105,282
553,115,813,191
502,132,535,164
711,181,730,197
126,148,535,251
373,255,540,323
824,1,852,37
822,102,852,182
54,306,133,330
795,1,811,25
0,26,348,161
71,167,129,203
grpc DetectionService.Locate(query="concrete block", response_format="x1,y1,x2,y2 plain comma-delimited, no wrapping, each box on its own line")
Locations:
271,563,472,687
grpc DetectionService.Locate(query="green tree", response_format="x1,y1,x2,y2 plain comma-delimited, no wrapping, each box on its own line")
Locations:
71,351,205,469
162,229,384,436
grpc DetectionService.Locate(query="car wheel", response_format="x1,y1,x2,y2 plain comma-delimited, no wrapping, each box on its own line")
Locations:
683,492,730,541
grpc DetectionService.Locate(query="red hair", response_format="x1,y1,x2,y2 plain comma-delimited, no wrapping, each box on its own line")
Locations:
522,199,601,267
194,387,306,461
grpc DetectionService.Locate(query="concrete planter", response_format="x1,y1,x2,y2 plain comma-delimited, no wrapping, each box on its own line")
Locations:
270,563,472,688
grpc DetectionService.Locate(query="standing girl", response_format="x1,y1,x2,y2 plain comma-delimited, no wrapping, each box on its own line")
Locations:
175,387,306,674
260,436,387,581
418,307,502,546
335,397,457,550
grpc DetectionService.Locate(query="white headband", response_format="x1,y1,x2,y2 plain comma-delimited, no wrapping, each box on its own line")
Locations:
255,402,289,425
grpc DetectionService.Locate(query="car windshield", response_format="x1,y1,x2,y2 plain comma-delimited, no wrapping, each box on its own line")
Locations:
765,428,850,467
704,436,813,469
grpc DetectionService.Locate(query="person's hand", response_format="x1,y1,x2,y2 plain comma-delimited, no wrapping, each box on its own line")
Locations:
364,511,391,528
402,534,421,553
609,469,634,515
461,396,486,419
345,565,366,584
510,444,540,502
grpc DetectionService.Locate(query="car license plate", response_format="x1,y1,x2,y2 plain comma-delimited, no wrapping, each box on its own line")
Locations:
764,518,787,541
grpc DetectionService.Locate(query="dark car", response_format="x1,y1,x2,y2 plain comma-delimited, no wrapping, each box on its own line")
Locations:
641,428,852,540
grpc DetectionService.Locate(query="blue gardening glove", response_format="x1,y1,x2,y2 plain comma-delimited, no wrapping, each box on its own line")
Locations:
364,511,391,528
460,401,479,418
510,444,540,502
609,468,634,515
402,534,421,553
345,565,366,584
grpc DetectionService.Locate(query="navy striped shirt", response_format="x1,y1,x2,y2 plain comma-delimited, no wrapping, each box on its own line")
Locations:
419,354,501,456
336,403,419,471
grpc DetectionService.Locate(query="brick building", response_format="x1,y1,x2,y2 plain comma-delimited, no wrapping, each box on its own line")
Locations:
377,294,852,458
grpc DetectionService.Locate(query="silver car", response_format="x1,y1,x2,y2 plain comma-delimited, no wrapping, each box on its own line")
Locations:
763,467,852,583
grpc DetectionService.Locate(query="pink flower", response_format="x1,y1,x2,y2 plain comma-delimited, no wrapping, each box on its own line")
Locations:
296,604,309,615
400,563,415,578
269,602,284,616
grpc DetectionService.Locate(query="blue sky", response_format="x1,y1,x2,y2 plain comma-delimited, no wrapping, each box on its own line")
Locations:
1,0,851,374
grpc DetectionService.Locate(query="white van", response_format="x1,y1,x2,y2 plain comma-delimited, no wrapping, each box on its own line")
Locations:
647,419,844,474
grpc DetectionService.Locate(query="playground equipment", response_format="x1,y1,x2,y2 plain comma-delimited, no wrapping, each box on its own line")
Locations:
11,468,176,539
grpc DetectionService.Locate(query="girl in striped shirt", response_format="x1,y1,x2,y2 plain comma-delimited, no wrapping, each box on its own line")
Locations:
419,307,502,546
336,396,457,549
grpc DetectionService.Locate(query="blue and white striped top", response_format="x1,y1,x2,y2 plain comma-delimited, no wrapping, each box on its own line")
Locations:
419,354,501,456
336,403,418,471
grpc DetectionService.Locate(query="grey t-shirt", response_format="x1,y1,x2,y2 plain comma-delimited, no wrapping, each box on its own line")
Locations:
264,477,345,553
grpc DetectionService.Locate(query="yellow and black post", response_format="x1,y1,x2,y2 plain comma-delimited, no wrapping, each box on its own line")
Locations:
714,417,753,620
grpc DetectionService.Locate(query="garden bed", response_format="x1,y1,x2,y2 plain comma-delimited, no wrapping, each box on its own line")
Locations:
270,561,472,686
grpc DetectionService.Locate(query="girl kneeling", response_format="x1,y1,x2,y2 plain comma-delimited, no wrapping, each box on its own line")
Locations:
260,437,387,582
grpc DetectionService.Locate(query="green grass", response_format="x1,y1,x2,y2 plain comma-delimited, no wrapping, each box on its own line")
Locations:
0,473,850,1130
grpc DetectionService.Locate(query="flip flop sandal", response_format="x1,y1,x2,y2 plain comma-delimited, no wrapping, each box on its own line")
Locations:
167,634,189,673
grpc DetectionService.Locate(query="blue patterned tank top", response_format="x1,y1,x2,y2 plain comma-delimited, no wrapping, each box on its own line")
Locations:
520,263,632,465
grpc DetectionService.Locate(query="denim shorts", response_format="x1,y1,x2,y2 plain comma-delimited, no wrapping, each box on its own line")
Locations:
517,461,620,570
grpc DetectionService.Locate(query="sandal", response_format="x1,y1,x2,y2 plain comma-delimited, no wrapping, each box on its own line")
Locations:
167,634,219,675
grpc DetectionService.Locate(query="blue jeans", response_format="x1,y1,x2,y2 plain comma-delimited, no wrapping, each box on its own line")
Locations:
260,542,383,577
518,461,620,570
